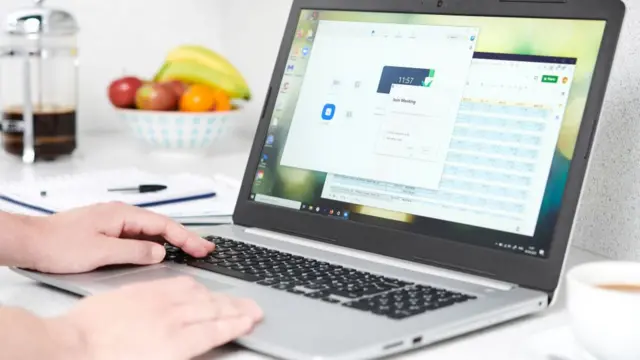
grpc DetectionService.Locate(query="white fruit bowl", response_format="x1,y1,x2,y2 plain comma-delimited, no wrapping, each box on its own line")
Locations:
116,108,241,155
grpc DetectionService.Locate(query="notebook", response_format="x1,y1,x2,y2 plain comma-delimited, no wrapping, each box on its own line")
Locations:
0,168,235,218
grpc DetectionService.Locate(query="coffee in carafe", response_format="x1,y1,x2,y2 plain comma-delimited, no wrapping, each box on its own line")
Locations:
1,105,76,160
0,0,79,163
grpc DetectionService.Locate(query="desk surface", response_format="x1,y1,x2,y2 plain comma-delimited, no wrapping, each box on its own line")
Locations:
0,132,605,359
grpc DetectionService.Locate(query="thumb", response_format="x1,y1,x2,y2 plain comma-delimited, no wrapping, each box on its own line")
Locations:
99,236,166,266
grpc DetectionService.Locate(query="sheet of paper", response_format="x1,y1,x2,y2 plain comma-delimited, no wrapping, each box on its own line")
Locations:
149,174,240,218
0,168,220,213
0,169,241,219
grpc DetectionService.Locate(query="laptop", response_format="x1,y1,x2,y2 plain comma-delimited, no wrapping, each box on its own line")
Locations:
13,0,625,358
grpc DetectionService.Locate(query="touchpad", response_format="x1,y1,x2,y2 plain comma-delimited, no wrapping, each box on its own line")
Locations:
98,267,234,291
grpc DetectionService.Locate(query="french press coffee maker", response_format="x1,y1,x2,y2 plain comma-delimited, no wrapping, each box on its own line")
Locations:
0,0,79,163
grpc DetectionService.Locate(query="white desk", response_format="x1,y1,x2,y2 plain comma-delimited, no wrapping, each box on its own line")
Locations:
0,132,605,360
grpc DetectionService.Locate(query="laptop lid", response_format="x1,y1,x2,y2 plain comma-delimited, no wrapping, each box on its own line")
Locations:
234,0,625,295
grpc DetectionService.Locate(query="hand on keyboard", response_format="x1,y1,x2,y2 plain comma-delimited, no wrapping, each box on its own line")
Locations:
19,201,214,274
51,276,263,360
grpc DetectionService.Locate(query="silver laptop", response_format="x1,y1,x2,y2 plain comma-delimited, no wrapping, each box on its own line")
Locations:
13,0,625,358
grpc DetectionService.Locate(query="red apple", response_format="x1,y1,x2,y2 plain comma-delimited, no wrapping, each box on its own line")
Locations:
135,83,179,111
161,80,188,98
108,76,143,108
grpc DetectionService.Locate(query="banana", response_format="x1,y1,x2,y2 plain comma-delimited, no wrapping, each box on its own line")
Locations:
155,45,251,100
155,59,251,100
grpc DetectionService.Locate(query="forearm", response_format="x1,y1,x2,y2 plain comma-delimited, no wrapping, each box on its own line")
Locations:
0,211,37,267
0,307,84,360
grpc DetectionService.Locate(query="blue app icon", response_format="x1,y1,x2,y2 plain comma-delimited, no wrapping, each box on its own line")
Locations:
321,104,336,120
302,47,310,56
266,135,275,145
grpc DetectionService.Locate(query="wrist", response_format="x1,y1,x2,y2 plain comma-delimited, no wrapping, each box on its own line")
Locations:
13,214,44,269
0,212,42,268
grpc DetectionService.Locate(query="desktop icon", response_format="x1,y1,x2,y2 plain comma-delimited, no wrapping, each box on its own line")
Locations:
261,153,269,162
266,134,275,145
302,47,310,56
562,76,569,84
307,29,314,41
470,35,476,41
329,209,334,215
281,82,290,93
343,211,349,218
296,29,304,38
272,117,280,126
255,170,265,180
321,104,336,120
309,11,319,20
316,207,320,212
286,64,295,72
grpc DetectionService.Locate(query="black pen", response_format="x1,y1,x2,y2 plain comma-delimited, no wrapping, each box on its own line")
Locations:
108,184,168,193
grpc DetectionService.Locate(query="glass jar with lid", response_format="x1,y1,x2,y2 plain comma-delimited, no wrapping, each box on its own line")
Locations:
0,0,79,163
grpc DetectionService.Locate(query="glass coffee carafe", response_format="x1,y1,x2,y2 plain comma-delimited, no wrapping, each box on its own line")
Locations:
0,0,79,163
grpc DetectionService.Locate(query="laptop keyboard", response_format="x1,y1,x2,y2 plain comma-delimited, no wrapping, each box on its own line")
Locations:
163,236,477,320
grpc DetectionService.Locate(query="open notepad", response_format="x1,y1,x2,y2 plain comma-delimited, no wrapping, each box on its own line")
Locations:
0,168,239,223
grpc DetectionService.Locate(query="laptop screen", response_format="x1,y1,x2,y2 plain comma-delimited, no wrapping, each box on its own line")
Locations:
248,9,606,259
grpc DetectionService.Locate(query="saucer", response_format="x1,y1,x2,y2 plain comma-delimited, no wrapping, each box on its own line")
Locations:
513,325,597,360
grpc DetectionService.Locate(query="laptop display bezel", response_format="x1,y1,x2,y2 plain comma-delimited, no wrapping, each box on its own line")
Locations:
233,0,625,295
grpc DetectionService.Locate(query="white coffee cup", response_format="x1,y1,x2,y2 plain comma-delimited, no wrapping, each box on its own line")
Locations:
566,261,640,360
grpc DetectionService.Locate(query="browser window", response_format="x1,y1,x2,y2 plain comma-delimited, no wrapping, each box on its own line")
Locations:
321,52,577,236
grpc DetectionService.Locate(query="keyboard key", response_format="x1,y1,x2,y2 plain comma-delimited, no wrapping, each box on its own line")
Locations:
187,260,263,282
272,283,296,291
305,290,331,299
321,297,341,304
257,279,279,286
287,289,306,295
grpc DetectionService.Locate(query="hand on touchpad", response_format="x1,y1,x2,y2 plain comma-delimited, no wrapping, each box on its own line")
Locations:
98,267,234,291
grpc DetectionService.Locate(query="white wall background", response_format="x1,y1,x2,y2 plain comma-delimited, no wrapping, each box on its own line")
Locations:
0,0,294,137
1,0,639,260
570,0,640,261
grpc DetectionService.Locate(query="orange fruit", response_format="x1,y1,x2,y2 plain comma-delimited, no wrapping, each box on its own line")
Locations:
212,90,232,111
179,84,216,112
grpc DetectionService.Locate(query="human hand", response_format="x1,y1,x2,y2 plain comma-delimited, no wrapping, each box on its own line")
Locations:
48,276,263,360
22,201,214,274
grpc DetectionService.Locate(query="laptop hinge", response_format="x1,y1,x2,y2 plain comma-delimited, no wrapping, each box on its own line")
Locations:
245,227,517,291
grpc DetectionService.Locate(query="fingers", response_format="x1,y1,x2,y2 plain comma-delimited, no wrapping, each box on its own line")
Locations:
96,235,166,266
176,316,256,358
125,277,263,325
103,202,214,257
171,293,263,326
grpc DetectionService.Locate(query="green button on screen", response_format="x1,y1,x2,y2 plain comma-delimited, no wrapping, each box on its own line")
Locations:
542,75,558,83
